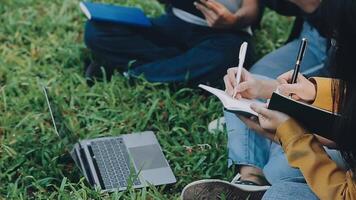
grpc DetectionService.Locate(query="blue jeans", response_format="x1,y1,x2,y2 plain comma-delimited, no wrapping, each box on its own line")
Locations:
262,181,319,200
84,10,251,84
224,110,347,185
250,22,329,78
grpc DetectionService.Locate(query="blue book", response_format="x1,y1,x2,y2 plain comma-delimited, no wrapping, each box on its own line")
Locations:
79,2,152,27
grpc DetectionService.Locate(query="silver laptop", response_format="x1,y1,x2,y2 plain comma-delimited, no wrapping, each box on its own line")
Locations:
42,86,176,192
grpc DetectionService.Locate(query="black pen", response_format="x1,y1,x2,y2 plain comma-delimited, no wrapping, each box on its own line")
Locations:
290,38,308,84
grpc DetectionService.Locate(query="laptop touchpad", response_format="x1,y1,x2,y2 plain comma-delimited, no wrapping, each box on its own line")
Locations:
129,145,168,170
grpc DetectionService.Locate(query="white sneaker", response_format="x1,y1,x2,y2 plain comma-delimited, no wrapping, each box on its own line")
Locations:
208,117,225,133
181,179,266,200
230,173,270,192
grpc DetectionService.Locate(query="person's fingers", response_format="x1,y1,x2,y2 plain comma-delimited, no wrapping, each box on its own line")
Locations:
250,115,258,121
240,68,250,81
250,103,275,118
235,81,250,93
277,70,294,83
198,7,214,23
278,84,302,96
262,103,268,108
235,93,242,99
277,77,288,84
239,115,260,129
200,0,222,14
239,115,276,141
195,2,216,22
224,75,234,96
205,17,214,27
203,13,215,27
231,87,238,98
227,68,238,87
291,94,301,101
296,72,307,82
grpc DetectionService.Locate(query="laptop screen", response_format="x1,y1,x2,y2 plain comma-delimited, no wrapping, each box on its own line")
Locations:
42,86,74,147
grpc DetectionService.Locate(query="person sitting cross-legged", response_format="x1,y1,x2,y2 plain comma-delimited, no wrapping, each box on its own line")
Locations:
83,0,260,86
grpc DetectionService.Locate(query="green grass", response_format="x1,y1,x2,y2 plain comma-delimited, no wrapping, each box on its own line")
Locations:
0,0,293,199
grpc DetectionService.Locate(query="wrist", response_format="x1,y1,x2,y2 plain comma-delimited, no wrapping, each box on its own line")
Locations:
308,79,318,103
258,79,278,99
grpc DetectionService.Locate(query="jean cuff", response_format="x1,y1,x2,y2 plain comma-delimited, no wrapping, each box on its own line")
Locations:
228,158,264,170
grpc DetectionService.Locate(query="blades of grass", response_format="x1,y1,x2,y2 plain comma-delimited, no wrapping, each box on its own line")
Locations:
59,177,67,193
140,98,159,130
1,86,6,112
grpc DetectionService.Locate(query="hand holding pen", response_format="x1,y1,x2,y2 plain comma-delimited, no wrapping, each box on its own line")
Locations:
224,42,265,100
276,38,317,102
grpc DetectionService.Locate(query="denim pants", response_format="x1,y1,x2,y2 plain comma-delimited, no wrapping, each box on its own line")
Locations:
262,181,319,200
224,22,343,199
84,10,251,84
250,22,329,78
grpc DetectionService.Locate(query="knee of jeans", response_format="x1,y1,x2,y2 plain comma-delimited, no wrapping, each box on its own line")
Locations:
262,182,318,200
84,21,100,49
263,165,284,184
224,111,245,133
249,63,278,79
263,162,303,185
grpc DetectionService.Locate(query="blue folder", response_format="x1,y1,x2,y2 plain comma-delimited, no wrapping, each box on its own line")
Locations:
80,2,152,27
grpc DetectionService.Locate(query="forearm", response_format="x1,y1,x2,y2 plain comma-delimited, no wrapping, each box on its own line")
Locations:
233,0,259,28
277,119,356,200
256,79,279,99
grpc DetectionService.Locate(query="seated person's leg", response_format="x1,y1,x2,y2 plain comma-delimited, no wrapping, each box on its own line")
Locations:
129,32,251,84
84,10,252,84
263,143,348,185
224,110,271,185
262,142,304,185
83,12,188,81
250,22,328,79
262,181,319,200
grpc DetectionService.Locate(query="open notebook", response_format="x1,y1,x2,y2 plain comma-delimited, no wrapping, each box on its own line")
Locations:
199,84,261,116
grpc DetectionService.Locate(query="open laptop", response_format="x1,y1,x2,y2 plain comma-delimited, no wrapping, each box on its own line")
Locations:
42,86,176,192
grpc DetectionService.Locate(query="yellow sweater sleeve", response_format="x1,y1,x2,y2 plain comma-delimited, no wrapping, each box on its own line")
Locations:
309,77,334,111
276,119,356,200
275,77,356,199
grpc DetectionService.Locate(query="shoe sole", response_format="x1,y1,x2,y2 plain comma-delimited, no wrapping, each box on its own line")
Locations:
181,179,266,200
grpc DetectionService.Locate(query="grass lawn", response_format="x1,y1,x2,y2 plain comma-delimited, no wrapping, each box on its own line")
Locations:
0,0,293,199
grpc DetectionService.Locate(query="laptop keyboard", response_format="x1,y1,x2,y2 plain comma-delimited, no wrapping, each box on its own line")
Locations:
91,138,141,189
